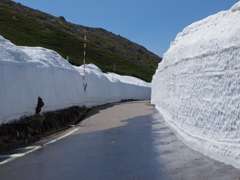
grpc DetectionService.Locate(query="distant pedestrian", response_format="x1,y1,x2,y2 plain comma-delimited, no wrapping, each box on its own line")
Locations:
35,97,44,114
84,83,87,92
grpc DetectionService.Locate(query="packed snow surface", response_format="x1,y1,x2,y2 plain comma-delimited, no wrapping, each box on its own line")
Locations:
151,1,240,168
0,36,151,124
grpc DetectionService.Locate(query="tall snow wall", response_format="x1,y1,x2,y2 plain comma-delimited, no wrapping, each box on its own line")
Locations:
0,36,151,124
151,2,240,167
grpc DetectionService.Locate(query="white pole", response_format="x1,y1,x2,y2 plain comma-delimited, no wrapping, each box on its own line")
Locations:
83,32,86,88
138,74,140,86
112,63,115,81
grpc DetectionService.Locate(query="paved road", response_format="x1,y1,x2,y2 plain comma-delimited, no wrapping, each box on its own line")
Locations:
0,101,240,180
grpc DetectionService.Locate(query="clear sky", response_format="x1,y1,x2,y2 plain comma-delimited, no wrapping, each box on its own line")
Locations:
15,0,239,58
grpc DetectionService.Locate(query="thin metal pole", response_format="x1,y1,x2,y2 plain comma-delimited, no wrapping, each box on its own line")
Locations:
112,63,115,81
83,32,86,88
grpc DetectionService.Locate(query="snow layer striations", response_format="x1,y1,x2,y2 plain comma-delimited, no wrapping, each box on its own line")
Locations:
0,36,151,124
151,2,240,168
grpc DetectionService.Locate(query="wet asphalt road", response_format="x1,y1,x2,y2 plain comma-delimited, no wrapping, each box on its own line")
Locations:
0,101,240,180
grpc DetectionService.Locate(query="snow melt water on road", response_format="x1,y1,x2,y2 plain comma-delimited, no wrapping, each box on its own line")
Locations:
151,1,240,168
0,35,151,124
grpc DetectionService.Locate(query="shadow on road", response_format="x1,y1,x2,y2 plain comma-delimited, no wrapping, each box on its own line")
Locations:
1,102,240,180
0,107,169,180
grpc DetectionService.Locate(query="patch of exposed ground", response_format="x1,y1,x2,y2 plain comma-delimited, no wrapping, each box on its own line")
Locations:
0,106,90,150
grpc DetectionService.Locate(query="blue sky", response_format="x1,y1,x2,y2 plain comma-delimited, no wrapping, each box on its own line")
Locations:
15,0,239,58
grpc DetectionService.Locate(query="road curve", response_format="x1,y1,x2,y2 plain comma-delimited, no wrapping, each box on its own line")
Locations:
0,100,240,180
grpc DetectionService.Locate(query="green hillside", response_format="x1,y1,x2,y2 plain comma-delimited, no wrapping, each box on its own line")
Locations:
0,0,162,82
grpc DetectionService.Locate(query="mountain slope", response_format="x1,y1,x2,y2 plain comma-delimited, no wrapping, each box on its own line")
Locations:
0,0,162,82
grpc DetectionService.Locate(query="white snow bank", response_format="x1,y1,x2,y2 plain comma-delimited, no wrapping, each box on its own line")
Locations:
151,1,240,168
0,35,151,124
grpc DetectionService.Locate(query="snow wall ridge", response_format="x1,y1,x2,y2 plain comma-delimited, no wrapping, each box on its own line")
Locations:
0,36,151,124
231,1,240,12
157,45,240,73
152,1,240,168
161,1,240,70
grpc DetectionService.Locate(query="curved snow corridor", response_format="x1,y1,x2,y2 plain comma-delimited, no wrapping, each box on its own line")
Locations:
0,36,151,124
151,2,240,168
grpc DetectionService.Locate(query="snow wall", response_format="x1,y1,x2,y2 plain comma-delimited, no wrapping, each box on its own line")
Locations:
0,36,151,124
151,2,240,168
